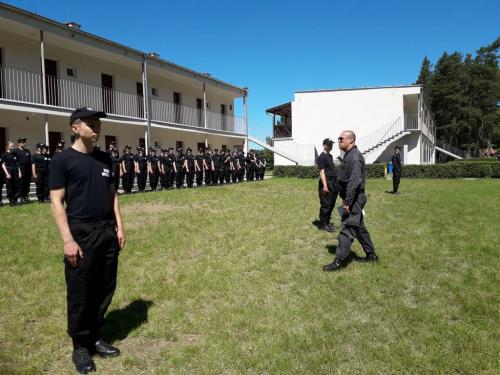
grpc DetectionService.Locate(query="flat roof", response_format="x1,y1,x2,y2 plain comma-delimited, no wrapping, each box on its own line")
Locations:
0,2,247,95
295,84,421,94
266,102,292,116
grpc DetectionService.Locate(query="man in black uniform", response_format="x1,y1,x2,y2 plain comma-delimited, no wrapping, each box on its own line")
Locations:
194,149,204,187
49,108,126,373
167,148,177,189
185,147,195,188
147,147,160,191
32,143,50,203
13,138,32,203
237,151,245,182
203,149,213,187
391,146,402,194
222,150,231,184
158,149,166,190
175,148,185,189
211,149,220,186
108,145,121,193
231,151,239,183
1,141,21,206
134,147,148,192
0,149,4,206
323,131,378,272
317,138,338,232
55,140,66,155
120,145,135,194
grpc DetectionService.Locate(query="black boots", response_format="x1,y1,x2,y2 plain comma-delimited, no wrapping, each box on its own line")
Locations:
319,222,335,233
356,253,379,262
72,347,96,374
323,258,345,272
94,340,120,357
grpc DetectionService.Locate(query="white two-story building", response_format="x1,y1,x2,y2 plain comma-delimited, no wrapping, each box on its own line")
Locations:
267,85,436,165
0,3,248,154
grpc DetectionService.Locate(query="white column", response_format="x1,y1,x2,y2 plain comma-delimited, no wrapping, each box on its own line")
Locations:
40,30,49,145
142,57,151,150
203,83,208,147
243,91,248,153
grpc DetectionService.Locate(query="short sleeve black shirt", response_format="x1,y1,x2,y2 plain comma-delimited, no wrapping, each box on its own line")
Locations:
1,152,19,169
317,152,336,178
32,153,50,169
49,148,114,221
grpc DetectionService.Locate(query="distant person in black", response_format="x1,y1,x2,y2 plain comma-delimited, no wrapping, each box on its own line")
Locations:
134,147,148,192
212,149,220,185
32,143,50,203
203,149,213,187
323,130,378,272
108,145,121,192
317,138,338,232
49,107,126,373
222,150,231,184
13,137,32,204
168,148,177,189
391,146,402,194
1,141,22,206
120,145,134,194
237,151,245,182
194,149,204,187
185,147,195,188
175,148,185,189
147,147,160,191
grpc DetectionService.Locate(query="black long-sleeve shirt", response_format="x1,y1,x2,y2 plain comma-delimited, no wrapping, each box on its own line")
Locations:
391,153,402,175
337,146,366,206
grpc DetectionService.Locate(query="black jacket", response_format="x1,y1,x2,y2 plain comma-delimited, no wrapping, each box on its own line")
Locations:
337,146,366,206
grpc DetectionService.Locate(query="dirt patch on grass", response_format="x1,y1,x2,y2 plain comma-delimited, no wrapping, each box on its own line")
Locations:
119,333,201,356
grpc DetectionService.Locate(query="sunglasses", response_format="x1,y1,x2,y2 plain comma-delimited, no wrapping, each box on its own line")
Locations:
337,137,351,142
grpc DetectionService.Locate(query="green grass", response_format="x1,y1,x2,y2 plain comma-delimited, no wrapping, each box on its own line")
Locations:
0,178,499,374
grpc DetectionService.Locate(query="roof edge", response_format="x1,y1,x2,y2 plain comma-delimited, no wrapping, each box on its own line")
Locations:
295,84,422,94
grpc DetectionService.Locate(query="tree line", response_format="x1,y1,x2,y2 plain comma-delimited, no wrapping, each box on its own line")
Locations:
416,37,500,156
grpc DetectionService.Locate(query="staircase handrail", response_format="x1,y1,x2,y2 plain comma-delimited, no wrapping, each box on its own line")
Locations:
357,117,403,153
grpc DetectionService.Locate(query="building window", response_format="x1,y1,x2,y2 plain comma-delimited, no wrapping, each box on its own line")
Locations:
66,67,77,78
152,88,159,97
176,141,184,150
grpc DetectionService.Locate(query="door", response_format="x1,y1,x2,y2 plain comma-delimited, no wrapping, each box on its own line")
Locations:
105,135,116,150
136,82,144,118
173,92,181,124
175,141,183,150
0,127,6,153
197,142,205,152
101,73,114,114
49,131,62,155
196,98,203,126
139,138,145,150
45,59,59,106
221,104,227,130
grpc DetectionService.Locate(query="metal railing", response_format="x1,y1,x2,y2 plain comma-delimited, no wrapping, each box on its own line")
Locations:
0,66,246,134
404,113,419,130
357,117,404,154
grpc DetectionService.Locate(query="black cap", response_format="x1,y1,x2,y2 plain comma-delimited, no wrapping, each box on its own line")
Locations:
187,147,192,152
36,142,44,149
57,142,64,148
17,137,27,143
125,144,132,149
323,138,334,146
168,147,173,151
395,146,401,150
70,107,106,125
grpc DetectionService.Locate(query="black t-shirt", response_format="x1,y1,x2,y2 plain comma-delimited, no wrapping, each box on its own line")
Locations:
1,152,19,169
317,152,336,178
120,153,135,170
32,153,50,169
49,148,114,221
12,148,31,167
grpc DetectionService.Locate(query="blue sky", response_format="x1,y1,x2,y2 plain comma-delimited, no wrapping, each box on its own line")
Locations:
7,0,500,142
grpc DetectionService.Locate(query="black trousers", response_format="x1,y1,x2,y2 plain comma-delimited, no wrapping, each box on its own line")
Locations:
112,166,120,192
231,170,238,183
204,169,212,186
121,170,134,193
149,168,159,191
186,169,195,188
196,170,203,187
212,168,220,185
393,173,401,193
219,169,226,185
5,167,21,202
137,168,147,191
176,169,185,188
224,168,231,183
34,168,49,202
0,173,4,202
167,169,175,189
19,165,31,199
66,219,119,348
318,178,338,224
238,168,244,182
336,193,375,261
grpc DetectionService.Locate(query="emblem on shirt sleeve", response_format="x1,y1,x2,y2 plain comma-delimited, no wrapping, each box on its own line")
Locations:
102,168,110,177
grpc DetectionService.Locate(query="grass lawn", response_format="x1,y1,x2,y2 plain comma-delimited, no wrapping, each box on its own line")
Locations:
0,178,498,374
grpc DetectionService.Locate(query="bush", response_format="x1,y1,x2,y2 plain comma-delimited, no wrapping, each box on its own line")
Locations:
273,162,499,179
273,164,385,179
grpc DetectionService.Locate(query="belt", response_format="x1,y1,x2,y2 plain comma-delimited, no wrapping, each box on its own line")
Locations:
68,217,115,226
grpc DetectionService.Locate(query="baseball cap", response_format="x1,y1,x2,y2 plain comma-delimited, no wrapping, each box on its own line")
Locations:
36,142,45,148
70,107,106,125
17,137,27,143
323,138,334,146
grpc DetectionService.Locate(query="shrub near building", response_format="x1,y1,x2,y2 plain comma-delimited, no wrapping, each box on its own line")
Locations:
274,161,499,179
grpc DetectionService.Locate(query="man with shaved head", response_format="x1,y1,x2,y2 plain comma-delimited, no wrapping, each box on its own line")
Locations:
323,130,378,272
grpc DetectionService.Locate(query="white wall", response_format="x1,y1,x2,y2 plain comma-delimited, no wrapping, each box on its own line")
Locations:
292,86,421,146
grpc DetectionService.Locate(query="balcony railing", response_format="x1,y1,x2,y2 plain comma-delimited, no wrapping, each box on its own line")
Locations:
0,66,246,134
404,113,419,130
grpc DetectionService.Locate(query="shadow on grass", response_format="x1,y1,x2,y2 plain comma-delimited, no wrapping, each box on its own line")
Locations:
101,299,153,343
325,245,357,265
